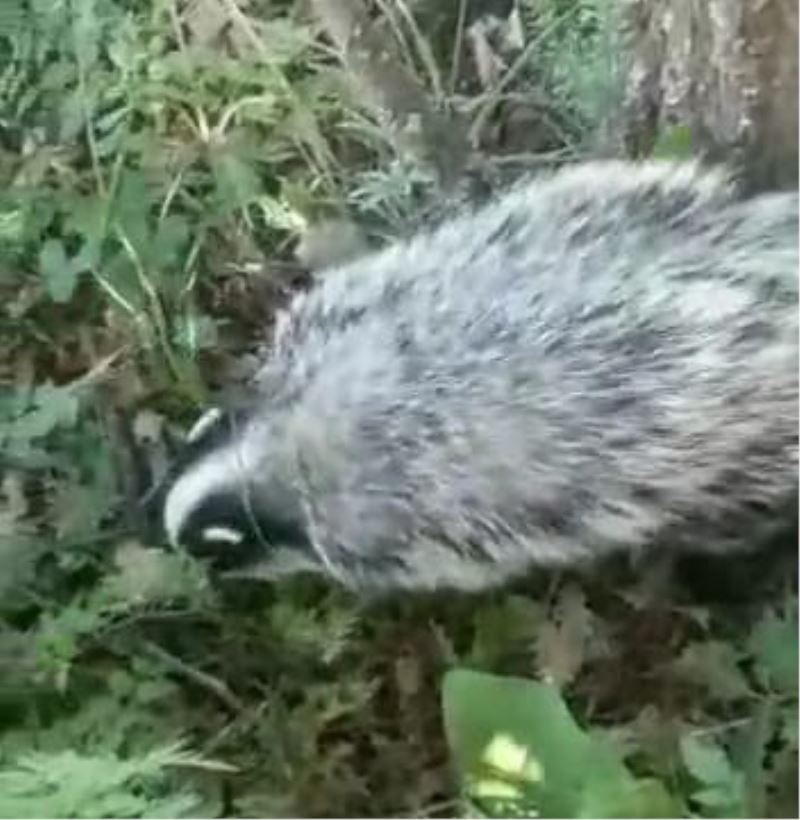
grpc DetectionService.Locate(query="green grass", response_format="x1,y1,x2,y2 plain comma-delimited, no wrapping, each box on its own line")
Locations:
0,0,796,816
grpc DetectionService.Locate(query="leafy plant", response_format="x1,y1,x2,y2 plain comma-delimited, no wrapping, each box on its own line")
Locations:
516,0,625,147
0,743,215,819
650,125,694,160
443,597,799,819
442,668,678,818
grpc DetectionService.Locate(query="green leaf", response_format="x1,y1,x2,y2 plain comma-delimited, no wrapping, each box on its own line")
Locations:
58,91,86,142
0,745,206,819
673,641,752,702
0,0,28,33
210,150,262,213
679,734,746,816
65,195,108,249
112,170,151,253
51,476,108,540
680,734,736,787
747,606,798,695
153,214,190,269
650,124,693,160
39,239,79,302
442,668,674,818
729,701,774,817
693,785,739,810
11,383,80,441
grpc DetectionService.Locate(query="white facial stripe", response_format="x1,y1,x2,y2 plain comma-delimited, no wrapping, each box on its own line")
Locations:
202,525,244,544
163,445,246,547
186,407,224,444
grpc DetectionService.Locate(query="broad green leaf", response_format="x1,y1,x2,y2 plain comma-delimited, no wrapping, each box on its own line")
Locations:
680,734,737,786
729,700,774,817
680,734,746,816
64,195,107,271
747,607,799,695
65,195,108,243
210,150,262,213
39,238,78,302
693,785,743,813
11,383,79,441
442,668,673,818
72,0,101,69
0,207,24,243
58,90,86,142
153,214,190,269
0,0,27,33
112,170,151,253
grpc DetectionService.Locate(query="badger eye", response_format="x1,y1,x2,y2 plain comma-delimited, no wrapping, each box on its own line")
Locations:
201,525,244,544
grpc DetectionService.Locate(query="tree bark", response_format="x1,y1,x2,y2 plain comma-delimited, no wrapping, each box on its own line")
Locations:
622,0,798,190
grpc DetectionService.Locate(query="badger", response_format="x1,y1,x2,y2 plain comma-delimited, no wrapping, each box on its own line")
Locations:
154,161,799,593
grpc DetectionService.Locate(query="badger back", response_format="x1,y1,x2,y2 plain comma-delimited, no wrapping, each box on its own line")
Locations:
194,162,800,591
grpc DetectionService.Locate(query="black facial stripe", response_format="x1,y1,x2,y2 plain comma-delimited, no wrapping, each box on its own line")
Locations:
138,402,254,538
178,404,251,463
181,486,314,572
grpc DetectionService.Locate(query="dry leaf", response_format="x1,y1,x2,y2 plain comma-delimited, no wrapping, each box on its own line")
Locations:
133,409,166,444
467,19,507,90
536,584,593,686
395,654,422,699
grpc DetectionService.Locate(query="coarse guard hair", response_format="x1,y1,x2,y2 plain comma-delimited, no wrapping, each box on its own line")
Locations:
159,161,799,593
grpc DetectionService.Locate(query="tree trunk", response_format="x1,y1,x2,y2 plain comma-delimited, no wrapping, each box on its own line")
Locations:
622,0,798,190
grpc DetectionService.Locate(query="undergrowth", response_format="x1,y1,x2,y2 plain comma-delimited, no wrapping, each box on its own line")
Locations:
0,0,796,817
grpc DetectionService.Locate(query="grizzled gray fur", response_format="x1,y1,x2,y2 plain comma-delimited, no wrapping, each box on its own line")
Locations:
160,161,799,592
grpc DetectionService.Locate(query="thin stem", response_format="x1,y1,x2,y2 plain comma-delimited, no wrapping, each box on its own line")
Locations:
448,0,469,96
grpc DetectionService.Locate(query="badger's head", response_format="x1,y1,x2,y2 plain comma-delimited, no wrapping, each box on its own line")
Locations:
145,405,317,578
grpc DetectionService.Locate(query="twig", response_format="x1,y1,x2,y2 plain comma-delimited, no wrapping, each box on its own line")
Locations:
168,0,187,52
391,0,444,102
114,226,182,384
66,347,129,392
409,797,461,818
88,267,139,316
372,0,417,74
202,699,271,755
218,0,337,186
309,0,470,188
143,640,245,714
469,5,579,147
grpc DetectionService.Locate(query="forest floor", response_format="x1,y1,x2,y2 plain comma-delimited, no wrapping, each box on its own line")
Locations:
0,0,796,817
